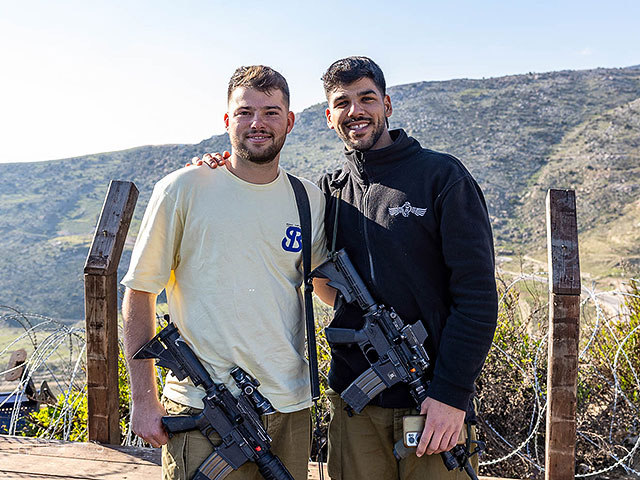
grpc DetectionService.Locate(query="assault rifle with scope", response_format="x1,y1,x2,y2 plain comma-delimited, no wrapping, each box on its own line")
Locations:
310,249,484,480
133,317,293,480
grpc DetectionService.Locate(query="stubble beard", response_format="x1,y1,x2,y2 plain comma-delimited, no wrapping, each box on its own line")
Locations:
338,117,386,152
231,131,287,165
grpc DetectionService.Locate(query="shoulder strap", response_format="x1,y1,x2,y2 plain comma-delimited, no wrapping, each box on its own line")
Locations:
286,173,320,401
330,188,342,254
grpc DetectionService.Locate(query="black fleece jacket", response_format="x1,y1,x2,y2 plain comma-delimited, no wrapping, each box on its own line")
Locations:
318,129,498,413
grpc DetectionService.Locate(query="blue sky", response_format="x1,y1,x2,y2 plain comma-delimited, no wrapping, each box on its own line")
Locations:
1,0,638,163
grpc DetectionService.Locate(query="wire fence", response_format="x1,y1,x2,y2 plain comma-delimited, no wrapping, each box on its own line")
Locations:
1,276,639,479
476,274,640,479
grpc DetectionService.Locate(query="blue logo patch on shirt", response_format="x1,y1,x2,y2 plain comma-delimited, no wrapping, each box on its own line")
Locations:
282,226,302,252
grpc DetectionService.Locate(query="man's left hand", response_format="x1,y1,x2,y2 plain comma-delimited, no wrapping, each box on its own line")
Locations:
186,151,230,167
416,397,466,456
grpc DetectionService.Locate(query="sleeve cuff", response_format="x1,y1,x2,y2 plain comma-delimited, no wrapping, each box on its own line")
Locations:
426,375,474,411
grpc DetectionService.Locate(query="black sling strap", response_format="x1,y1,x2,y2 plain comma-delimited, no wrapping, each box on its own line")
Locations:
286,173,320,401
288,174,325,480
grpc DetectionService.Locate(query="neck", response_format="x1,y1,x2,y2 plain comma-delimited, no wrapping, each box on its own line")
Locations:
369,129,393,151
226,153,280,184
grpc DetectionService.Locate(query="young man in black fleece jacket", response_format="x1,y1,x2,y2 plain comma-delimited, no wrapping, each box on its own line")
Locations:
197,57,498,479
317,56,498,480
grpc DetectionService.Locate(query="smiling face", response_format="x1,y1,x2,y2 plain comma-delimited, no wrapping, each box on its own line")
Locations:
225,86,294,165
325,77,393,152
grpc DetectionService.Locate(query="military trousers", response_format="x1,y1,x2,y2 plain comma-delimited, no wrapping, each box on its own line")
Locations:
327,390,478,480
161,397,312,480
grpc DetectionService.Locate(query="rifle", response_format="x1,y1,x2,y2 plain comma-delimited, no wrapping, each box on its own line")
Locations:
133,317,293,480
310,249,484,480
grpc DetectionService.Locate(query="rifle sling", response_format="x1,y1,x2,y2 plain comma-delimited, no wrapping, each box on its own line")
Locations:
286,173,320,400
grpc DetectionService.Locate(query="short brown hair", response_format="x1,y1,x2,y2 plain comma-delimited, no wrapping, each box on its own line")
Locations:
227,65,290,108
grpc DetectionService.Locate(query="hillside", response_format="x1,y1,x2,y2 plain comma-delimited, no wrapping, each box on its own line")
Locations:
1,66,639,320
517,97,640,276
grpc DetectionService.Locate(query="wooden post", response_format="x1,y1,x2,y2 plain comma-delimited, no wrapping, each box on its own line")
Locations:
545,189,580,480
84,180,138,444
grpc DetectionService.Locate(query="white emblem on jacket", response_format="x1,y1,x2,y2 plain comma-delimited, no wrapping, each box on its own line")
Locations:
388,202,427,218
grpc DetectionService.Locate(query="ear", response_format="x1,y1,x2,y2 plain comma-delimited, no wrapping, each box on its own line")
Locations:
325,108,335,130
224,112,230,131
384,95,392,118
286,111,295,134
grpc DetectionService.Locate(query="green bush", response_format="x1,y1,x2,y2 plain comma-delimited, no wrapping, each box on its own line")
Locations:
25,351,134,442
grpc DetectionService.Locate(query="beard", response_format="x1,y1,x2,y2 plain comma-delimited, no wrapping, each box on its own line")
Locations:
336,116,386,152
230,129,287,165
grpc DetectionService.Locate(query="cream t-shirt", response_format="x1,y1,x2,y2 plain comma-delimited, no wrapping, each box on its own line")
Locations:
122,164,327,412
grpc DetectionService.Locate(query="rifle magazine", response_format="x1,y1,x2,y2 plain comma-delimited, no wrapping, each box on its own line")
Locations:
193,451,234,480
341,368,387,413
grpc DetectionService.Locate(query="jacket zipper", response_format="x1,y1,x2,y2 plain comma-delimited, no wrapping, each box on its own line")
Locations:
362,186,376,286
356,157,377,287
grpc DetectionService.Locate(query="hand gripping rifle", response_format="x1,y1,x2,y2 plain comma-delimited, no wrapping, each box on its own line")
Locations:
310,249,484,480
133,317,293,480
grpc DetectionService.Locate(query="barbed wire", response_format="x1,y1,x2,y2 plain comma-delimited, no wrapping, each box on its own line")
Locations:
479,272,640,478
1,277,639,478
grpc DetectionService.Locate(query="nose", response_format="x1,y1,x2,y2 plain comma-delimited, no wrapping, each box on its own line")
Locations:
250,112,265,129
347,101,364,117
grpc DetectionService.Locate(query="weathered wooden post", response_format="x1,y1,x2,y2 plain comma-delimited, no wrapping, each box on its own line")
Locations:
545,189,580,480
84,180,138,444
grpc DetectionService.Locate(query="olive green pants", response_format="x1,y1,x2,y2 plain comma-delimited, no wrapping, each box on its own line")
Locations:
161,397,311,480
327,390,478,480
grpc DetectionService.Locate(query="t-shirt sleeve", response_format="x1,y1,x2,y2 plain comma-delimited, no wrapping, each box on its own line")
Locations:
121,183,183,294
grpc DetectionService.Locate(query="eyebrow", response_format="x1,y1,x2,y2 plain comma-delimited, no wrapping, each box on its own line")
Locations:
235,105,284,112
237,105,283,110
331,89,379,104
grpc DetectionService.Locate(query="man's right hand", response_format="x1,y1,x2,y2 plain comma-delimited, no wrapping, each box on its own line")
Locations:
130,396,169,448
186,151,230,168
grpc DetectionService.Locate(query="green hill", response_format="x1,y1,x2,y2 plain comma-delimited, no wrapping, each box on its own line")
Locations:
516,96,640,276
1,66,639,321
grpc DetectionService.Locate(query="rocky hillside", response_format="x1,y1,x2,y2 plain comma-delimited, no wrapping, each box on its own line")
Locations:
1,65,638,320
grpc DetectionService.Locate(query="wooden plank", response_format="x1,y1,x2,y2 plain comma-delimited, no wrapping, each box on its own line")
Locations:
0,453,160,479
0,435,159,479
545,189,580,480
0,437,514,480
84,180,139,275
545,189,580,295
83,180,138,445
0,435,159,463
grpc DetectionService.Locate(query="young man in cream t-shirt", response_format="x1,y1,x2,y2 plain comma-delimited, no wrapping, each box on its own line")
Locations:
122,66,330,480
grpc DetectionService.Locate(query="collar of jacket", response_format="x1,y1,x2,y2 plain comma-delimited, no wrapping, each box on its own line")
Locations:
341,129,420,185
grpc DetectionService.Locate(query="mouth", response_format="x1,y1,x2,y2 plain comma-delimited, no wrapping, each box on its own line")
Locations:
245,132,273,144
344,120,371,134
